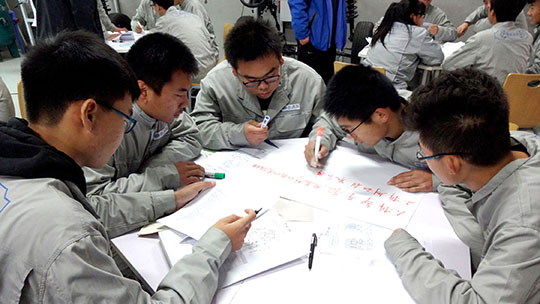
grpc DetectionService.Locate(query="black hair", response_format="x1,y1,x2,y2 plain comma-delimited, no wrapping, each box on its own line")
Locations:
21,30,139,125
109,13,132,31
224,17,282,70
126,32,198,95
372,0,426,47
324,65,406,123
152,0,174,9
527,0,538,4
490,0,527,22
402,68,510,167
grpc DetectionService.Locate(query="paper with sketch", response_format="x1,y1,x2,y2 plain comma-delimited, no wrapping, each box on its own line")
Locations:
238,141,278,159
243,145,425,230
218,209,308,288
158,177,279,240
138,222,168,236
160,209,307,289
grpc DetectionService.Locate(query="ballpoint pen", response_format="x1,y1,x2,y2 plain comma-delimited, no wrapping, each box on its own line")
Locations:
308,233,317,270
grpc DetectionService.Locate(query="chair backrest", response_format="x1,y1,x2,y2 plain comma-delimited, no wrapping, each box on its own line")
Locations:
17,79,26,119
509,122,519,131
223,23,234,44
502,73,540,129
333,61,386,76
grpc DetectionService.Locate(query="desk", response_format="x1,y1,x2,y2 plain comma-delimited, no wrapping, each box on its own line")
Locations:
112,139,471,303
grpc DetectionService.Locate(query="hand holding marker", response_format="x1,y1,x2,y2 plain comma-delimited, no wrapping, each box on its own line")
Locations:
312,126,324,167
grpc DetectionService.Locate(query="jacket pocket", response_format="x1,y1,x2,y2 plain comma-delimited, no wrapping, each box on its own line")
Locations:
273,111,310,135
0,248,34,303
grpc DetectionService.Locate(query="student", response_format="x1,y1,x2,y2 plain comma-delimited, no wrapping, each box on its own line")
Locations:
456,0,528,37
191,17,331,151
375,0,458,43
97,0,128,34
151,0,218,82
527,0,540,74
384,67,540,303
132,0,215,41
305,65,438,193
84,32,207,238
0,30,255,303
288,0,347,83
365,0,444,90
443,0,532,85
0,76,15,122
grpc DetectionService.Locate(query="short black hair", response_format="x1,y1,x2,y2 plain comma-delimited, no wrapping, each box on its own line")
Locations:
126,32,198,95
21,31,139,124
527,0,539,4
152,0,173,9
490,0,527,22
402,68,510,166
224,17,282,70
324,65,406,122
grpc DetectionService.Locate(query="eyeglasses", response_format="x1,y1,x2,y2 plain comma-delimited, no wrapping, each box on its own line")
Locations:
340,112,373,135
416,150,471,162
97,101,137,134
238,65,282,88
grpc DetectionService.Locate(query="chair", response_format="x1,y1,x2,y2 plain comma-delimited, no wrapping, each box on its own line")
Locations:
502,73,540,129
333,61,386,76
509,122,519,131
223,23,233,44
17,79,26,119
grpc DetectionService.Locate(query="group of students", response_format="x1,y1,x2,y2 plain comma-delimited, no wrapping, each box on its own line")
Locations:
1,5,540,304
364,0,540,91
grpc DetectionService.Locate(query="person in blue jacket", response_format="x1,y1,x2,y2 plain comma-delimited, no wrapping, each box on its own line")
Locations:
288,0,347,83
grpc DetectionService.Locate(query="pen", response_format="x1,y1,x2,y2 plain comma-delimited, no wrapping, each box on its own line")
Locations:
264,139,279,149
204,172,225,179
308,233,317,270
312,126,324,167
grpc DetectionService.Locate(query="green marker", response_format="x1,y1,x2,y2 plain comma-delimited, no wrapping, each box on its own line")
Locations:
205,172,225,179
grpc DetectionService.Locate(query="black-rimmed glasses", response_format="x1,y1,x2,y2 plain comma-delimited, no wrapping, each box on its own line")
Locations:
416,150,470,162
340,112,373,135
238,65,282,88
97,102,137,134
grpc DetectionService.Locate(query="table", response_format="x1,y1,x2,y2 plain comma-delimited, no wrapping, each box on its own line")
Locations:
112,139,471,303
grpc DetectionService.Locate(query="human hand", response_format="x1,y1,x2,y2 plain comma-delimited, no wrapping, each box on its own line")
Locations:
387,169,433,193
304,141,329,168
456,22,469,37
135,24,143,34
213,209,257,251
428,24,439,35
243,120,268,146
299,36,310,45
174,161,205,185
114,27,129,32
174,181,215,210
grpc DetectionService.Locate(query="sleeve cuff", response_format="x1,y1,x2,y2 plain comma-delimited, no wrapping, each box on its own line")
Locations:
161,164,182,189
151,190,177,219
384,229,422,262
194,227,232,266
228,123,250,147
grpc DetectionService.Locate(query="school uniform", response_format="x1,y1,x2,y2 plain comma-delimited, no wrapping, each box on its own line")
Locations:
0,77,14,122
131,0,160,30
464,5,529,34
374,4,457,43
181,0,217,51
385,131,540,303
443,21,532,85
0,118,231,303
191,57,329,150
311,111,441,191
84,103,201,238
364,22,444,90
97,0,115,32
527,25,540,74
152,7,219,83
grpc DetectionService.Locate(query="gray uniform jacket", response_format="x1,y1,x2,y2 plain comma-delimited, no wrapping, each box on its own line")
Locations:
97,0,115,31
0,77,14,122
375,4,457,43
84,103,202,238
153,7,219,83
310,112,441,191
464,5,528,34
0,176,231,303
527,26,540,74
443,22,532,85
181,0,217,53
191,58,329,150
384,131,540,303
365,22,444,90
